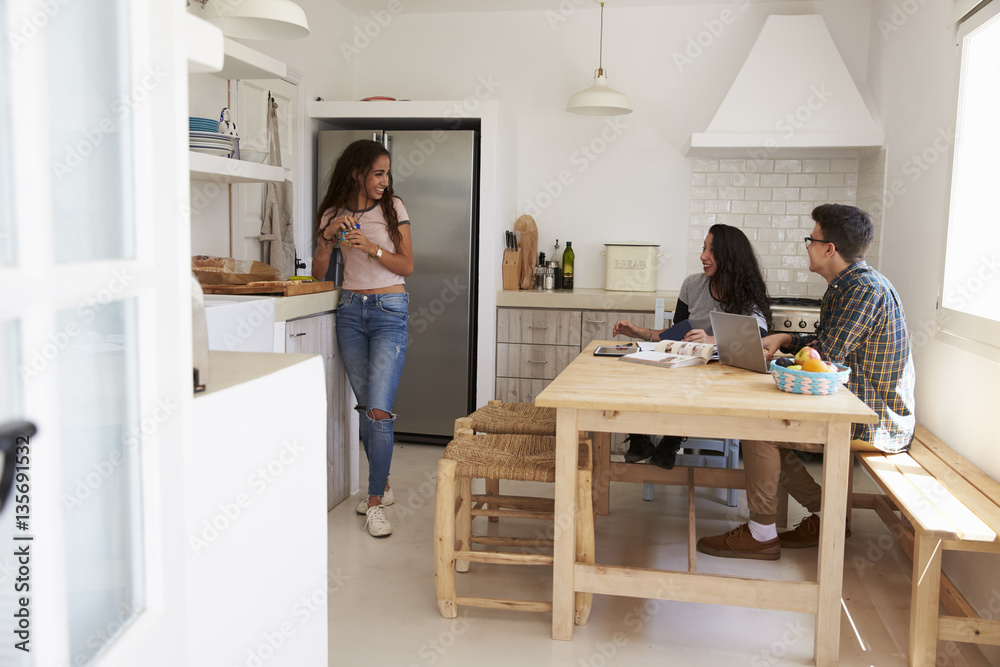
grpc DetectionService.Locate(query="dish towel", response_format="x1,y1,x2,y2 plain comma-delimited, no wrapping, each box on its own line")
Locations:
258,93,296,280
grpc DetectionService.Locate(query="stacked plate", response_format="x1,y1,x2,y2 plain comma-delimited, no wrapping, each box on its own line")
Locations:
189,117,238,157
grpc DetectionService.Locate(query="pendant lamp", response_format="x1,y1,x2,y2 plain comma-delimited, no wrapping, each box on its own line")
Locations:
201,0,310,40
566,2,632,116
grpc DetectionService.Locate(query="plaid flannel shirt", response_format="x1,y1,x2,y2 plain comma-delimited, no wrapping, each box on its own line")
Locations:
787,262,916,452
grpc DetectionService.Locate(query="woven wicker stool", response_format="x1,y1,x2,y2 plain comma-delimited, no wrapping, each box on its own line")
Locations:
434,432,594,624
455,400,558,523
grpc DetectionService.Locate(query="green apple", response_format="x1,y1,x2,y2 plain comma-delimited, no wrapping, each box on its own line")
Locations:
794,347,821,365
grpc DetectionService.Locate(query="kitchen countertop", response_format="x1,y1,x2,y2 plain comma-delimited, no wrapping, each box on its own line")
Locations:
201,288,339,322
496,288,678,312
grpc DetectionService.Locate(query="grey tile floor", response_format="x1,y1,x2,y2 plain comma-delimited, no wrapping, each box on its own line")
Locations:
327,443,992,667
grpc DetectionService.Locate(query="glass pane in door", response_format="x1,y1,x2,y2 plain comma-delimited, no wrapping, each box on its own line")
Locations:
0,6,13,267
58,299,144,663
48,0,134,263
0,320,20,421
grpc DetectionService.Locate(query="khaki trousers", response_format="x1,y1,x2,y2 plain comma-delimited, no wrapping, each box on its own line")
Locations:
743,438,880,525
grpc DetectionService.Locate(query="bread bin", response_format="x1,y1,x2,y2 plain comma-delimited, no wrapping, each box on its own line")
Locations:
602,242,662,292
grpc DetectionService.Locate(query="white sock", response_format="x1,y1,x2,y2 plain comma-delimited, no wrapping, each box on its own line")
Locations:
748,519,778,542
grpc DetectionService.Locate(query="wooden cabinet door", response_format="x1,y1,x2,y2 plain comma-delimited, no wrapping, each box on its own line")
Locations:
285,313,350,509
495,378,551,404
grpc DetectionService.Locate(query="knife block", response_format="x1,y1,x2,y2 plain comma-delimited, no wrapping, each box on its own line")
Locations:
502,249,522,290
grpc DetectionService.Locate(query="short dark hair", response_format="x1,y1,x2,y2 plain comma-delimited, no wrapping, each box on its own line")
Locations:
811,204,874,262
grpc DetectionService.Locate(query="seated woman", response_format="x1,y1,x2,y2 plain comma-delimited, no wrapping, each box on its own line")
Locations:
612,224,772,467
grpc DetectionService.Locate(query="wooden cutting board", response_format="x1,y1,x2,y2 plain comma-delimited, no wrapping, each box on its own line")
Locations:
200,281,337,296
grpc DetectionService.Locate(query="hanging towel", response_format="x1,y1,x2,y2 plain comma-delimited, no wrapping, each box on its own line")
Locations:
258,94,296,280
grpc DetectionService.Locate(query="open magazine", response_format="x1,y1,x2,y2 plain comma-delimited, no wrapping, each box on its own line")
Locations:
620,340,717,369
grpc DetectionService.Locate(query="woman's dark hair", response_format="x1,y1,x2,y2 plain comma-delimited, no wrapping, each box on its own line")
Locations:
707,224,772,330
316,139,402,249
811,203,873,262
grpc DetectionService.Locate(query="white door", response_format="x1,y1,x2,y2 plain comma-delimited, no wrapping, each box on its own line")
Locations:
232,76,299,262
1,1,189,665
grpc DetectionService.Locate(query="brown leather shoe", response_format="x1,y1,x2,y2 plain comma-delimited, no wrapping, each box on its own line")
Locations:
697,524,780,560
779,513,852,548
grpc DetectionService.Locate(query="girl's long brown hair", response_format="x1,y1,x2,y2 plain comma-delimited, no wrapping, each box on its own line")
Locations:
708,223,772,330
315,139,402,249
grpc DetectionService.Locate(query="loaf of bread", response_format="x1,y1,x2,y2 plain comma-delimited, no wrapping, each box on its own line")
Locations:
191,256,280,285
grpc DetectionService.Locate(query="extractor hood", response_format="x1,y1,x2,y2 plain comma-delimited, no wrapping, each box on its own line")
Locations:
685,15,883,158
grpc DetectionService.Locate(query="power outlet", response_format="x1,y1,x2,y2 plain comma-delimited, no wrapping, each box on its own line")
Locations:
654,298,665,329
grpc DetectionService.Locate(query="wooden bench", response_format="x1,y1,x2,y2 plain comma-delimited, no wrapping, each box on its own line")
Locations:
854,424,1000,665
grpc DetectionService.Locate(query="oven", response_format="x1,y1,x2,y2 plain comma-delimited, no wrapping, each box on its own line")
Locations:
770,297,821,342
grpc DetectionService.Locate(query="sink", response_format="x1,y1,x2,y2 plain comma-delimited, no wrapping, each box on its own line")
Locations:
203,295,276,352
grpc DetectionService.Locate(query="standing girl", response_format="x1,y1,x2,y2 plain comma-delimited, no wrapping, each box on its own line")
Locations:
313,140,413,537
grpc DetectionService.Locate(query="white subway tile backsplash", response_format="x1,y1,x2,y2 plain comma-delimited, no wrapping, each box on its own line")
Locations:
800,187,829,201
745,187,773,201
733,173,761,187
831,158,860,172
688,153,882,297
719,159,746,172
774,160,802,173
732,200,759,214
746,159,774,173
706,173,734,187
788,174,817,187
828,187,857,201
816,173,846,187
772,188,801,201
802,159,831,173
705,200,732,213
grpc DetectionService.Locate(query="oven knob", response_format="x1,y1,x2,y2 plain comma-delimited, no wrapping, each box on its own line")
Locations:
813,320,820,330
783,319,792,329
798,319,807,329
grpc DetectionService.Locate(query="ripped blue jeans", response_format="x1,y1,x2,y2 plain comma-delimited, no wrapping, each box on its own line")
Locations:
335,290,408,497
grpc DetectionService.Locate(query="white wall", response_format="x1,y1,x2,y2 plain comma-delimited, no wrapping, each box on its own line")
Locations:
255,1,874,291
867,1,1000,660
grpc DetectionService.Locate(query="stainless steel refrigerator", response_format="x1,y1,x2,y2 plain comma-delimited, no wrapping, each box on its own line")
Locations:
316,128,479,443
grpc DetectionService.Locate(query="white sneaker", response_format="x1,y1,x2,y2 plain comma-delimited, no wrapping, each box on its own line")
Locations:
356,486,395,514
363,504,392,537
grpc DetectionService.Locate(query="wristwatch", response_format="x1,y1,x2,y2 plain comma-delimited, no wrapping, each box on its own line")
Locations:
374,246,383,260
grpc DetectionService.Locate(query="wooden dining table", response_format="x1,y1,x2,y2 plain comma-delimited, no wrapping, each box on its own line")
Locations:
535,341,877,666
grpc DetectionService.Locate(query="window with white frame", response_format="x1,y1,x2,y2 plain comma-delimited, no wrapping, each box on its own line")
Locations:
939,0,1000,358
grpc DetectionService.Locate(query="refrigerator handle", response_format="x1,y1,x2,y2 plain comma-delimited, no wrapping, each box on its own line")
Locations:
381,132,391,152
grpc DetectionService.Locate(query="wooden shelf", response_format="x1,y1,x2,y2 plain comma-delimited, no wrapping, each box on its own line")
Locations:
189,152,285,183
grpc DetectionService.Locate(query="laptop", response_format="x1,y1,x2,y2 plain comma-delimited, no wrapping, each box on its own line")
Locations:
709,311,770,373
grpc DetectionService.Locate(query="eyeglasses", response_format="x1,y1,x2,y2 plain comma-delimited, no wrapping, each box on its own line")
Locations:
804,236,830,246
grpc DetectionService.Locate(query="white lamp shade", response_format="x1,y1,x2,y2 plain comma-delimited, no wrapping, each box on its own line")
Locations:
203,0,310,40
566,71,633,116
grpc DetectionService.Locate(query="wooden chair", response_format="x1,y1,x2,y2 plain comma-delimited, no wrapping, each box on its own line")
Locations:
456,400,557,522
434,432,594,624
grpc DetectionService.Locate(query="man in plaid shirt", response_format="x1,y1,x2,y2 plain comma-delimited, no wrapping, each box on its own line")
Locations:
698,203,916,560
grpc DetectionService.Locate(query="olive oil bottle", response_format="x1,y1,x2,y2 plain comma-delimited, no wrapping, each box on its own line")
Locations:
562,241,574,290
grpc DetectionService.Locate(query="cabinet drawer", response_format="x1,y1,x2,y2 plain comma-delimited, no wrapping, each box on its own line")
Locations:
496,343,577,380
495,378,551,404
497,308,581,346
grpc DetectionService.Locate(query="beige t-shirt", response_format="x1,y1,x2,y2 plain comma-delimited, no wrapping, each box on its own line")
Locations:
319,197,409,291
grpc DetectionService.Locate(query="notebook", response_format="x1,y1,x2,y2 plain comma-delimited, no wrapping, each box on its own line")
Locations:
709,311,770,374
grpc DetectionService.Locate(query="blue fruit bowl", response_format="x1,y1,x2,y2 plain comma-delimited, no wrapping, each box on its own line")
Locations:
770,360,851,395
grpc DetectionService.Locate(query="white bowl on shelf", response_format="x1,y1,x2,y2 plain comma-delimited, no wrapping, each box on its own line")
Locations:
240,150,269,163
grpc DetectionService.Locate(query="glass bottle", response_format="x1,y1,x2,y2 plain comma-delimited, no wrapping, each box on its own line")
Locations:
562,241,575,290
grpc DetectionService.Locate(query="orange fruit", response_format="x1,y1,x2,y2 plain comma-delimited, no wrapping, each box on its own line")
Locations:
801,358,828,373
